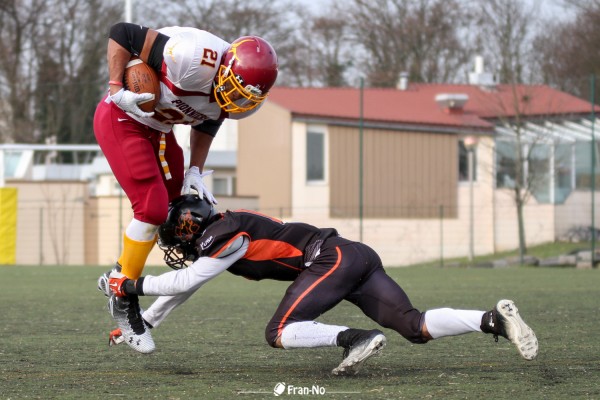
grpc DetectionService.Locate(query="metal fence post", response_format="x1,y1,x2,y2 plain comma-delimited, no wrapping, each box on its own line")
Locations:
39,207,44,265
439,205,444,268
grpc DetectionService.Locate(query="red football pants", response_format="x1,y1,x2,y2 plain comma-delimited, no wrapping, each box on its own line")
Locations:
93,97,184,225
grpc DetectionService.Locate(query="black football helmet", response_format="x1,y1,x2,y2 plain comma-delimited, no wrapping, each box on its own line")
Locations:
158,194,216,270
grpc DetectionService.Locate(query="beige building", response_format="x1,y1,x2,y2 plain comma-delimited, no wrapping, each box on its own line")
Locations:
2,79,600,266
236,83,600,266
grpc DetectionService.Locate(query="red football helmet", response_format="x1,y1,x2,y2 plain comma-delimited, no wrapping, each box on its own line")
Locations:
214,36,278,114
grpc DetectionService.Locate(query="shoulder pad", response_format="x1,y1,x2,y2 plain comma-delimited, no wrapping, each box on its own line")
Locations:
216,235,247,258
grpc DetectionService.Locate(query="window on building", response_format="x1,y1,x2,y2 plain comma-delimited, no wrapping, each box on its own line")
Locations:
213,176,236,196
575,141,600,189
554,143,573,203
213,177,229,196
307,130,325,182
496,140,518,188
529,143,551,203
458,140,477,182
496,140,574,204
4,151,22,177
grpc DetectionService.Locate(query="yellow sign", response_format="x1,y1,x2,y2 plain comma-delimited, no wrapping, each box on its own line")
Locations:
0,188,18,264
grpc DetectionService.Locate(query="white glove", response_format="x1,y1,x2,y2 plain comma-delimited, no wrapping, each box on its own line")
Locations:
109,88,155,118
181,166,217,204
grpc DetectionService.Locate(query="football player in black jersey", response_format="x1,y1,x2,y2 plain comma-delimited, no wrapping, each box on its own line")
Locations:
100,194,538,375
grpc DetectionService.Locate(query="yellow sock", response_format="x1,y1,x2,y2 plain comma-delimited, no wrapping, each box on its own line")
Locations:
118,233,157,279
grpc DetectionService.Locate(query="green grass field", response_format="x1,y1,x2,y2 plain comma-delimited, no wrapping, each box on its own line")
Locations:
0,264,598,399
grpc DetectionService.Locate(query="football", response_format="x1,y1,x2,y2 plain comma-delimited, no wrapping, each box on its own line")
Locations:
123,57,161,113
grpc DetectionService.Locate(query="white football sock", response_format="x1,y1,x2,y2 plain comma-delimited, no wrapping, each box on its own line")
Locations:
125,218,158,241
280,321,349,349
424,308,485,339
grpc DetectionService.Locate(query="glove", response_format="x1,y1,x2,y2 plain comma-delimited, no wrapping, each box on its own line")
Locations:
109,88,155,118
181,166,218,204
108,274,129,297
108,328,125,346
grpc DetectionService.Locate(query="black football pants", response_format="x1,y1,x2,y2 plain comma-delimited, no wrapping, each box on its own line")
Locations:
265,236,426,346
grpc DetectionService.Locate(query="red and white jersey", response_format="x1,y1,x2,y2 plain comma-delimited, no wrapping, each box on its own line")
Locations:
128,26,259,132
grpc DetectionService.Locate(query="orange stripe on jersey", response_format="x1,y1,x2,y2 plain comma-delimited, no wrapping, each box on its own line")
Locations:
209,231,303,272
272,259,303,272
245,239,302,261
276,246,342,337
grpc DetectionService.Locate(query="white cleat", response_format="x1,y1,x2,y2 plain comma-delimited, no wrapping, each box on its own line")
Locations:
107,292,155,354
97,271,111,297
332,330,386,375
495,299,538,360
97,264,121,297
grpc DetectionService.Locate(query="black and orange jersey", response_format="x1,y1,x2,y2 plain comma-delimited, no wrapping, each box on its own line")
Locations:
196,210,338,281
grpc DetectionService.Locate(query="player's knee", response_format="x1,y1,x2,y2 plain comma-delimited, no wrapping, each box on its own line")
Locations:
385,310,429,344
406,312,430,344
137,185,169,225
407,335,428,344
264,324,279,348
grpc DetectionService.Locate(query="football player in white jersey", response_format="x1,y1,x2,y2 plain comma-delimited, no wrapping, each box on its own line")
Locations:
93,22,278,353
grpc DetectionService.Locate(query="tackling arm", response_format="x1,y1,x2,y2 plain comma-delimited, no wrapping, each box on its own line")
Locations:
141,291,196,328
142,239,247,296
137,237,249,327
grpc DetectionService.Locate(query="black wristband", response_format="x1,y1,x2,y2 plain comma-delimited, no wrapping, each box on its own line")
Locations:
135,276,146,296
123,279,137,295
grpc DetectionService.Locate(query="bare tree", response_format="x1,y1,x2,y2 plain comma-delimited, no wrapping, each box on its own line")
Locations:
283,9,352,87
0,0,46,142
313,17,350,87
471,0,550,260
35,0,121,146
533,1,600,103
0,0,120,145
136,0,307,87
341,0,472,87
478,83,579,261
473,0,541,84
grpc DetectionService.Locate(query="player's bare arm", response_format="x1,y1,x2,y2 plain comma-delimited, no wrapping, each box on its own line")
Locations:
189,127,215,171
106,23,168,118
106,39,131,95
107,23,165,94
182,123,224,203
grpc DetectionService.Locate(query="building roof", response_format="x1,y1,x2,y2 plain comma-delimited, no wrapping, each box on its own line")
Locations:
268,84,598,132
